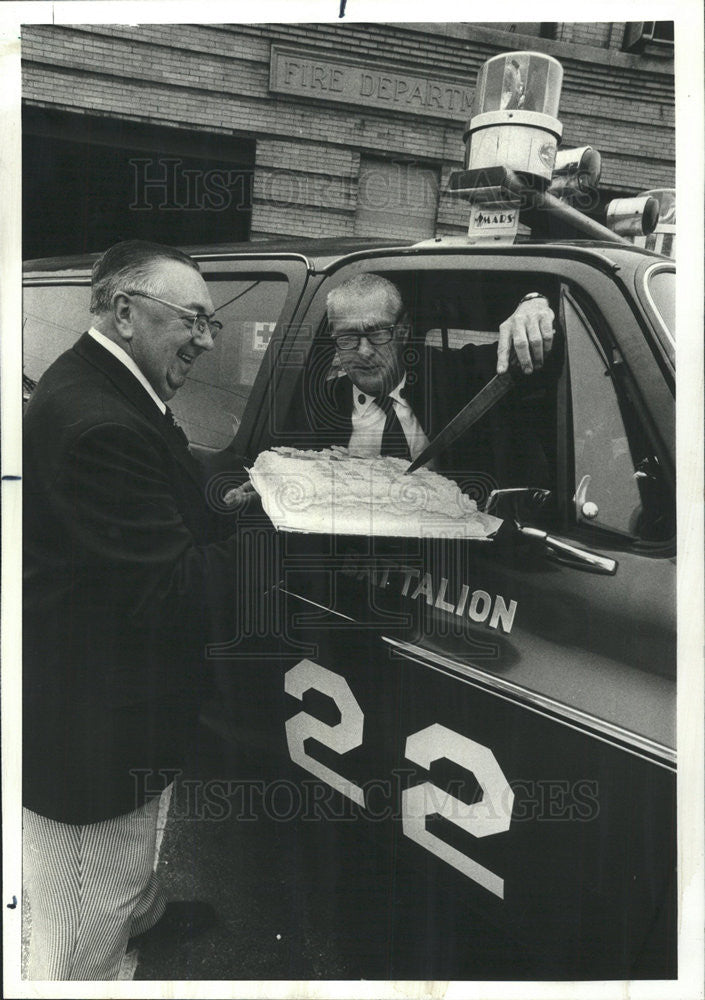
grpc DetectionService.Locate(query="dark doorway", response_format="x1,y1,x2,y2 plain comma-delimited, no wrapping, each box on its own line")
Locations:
23,108,255,259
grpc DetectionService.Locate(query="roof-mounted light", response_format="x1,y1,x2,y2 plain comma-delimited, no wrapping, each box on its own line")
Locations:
633,188,675,257
448,52,625,245
605,196,660,238
641,189,675,226
547,146,602,207
463,52,564,186
449,52,564,244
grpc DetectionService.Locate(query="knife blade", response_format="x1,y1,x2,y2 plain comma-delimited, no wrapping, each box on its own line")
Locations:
405,365,522,475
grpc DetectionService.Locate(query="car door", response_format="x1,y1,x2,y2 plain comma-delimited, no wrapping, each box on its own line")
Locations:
208,248,676,979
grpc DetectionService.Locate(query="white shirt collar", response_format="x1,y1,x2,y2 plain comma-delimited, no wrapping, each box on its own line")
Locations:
352,373,409,413
87,327,166,415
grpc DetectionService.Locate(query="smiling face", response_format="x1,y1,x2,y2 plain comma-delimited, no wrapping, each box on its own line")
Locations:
120,260,216,402
328,287,407,398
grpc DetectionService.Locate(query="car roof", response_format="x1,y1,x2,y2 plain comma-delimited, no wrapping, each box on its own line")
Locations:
22,237,414,275
23,235,670,277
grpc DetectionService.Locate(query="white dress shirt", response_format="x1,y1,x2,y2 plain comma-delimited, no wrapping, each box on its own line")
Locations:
347,373,433,465
87,327,166,415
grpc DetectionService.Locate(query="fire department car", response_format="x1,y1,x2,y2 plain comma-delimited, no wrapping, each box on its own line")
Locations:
22,52,676,980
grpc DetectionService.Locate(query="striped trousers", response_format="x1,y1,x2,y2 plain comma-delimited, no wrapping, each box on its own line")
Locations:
23,792,168,980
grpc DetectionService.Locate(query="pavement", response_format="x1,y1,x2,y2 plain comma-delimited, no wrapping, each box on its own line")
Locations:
132,713,394,981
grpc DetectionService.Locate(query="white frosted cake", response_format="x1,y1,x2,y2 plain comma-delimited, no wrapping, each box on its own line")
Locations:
248,447,502,539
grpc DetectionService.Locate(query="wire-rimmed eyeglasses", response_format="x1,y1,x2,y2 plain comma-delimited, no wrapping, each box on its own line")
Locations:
126,290,223,338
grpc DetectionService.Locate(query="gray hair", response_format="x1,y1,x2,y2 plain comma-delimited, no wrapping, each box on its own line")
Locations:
90,240,200,315
327,272,403,320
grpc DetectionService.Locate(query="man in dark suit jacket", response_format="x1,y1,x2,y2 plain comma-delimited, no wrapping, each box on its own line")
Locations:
297,273,555,501
23,241,240,979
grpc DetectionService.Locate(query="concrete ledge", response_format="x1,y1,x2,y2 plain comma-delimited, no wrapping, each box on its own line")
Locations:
393,22,673,75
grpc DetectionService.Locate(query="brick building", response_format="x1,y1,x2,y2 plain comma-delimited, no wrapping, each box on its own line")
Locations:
21,21,674,258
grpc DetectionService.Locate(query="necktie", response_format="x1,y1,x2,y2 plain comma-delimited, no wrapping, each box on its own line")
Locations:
164,406,190,450
375,395,410,460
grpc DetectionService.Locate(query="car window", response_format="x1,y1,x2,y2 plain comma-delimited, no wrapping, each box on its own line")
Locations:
23,283,92,384
424,328,498,349
170,274,289,450
645,266,675,339
564,291,673,542
23,273,290,452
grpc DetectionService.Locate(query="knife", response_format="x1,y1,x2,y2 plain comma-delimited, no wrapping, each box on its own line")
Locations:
405,363,522,475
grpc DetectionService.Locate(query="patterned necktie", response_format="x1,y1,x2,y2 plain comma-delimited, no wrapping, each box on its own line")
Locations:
375,394,410,460
164,406,190,450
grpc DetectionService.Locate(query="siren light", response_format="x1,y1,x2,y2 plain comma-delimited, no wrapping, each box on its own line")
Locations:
448,51,628,245
464,52,564,185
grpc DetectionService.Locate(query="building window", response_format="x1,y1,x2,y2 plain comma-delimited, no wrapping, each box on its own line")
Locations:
623,22,674,52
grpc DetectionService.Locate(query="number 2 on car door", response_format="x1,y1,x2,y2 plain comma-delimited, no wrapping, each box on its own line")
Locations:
285,660,514,898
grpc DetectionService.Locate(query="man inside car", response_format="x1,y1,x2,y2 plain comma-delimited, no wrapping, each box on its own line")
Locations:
226,272,556,506
323,272,555,470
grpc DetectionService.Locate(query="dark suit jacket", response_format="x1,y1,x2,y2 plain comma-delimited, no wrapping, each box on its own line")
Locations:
23,333,239,824
302,341,553,494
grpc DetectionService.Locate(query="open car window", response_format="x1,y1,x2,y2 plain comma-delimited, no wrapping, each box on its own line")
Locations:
276,267,561,528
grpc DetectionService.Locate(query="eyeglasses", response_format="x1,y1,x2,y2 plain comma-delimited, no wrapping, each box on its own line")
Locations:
332,325,397,352
126,290,223,339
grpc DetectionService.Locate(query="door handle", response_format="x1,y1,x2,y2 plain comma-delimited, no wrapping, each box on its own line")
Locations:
517,525,618,575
